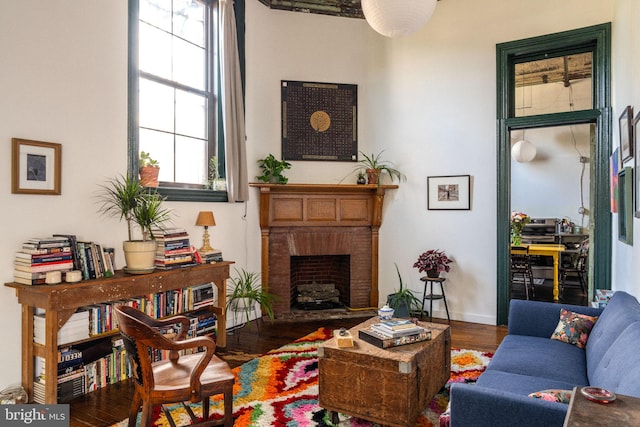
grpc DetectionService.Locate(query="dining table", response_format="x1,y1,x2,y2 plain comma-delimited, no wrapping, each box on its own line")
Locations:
511,243,566,301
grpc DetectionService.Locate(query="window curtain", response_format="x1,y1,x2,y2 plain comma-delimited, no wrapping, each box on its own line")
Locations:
219,0,249,202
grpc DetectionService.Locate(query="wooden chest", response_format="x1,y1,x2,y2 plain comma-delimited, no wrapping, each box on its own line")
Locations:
318,318,451,427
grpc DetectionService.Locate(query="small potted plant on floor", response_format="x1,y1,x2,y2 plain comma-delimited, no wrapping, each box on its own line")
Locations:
387,263,423,318
413,249,453,278
139,151,160,187
256,154,291,184
356,151,406,185
226,268,276,326
96,175,172,272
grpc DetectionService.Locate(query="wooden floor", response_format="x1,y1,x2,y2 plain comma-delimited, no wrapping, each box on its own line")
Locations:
68,316,507,427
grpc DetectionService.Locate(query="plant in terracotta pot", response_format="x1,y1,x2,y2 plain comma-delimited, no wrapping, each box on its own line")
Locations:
356,151,406,185
256,154,291,184
386,263,423,318
96,175,172,272
139,151,160,187
226,268,276,327
413,249,453,278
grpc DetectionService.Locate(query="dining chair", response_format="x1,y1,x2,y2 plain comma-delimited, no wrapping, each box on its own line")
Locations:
510,246,535,300
560,238,589,297
113,305,234,427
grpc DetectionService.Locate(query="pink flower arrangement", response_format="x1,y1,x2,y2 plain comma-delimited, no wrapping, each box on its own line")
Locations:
413,249,453,274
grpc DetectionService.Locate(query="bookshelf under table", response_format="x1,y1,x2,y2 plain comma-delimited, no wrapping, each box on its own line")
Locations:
5,261,232,404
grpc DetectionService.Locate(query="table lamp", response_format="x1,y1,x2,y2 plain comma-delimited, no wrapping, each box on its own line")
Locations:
195,211,216,253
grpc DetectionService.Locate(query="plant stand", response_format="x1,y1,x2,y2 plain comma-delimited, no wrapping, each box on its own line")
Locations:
419,276,450,323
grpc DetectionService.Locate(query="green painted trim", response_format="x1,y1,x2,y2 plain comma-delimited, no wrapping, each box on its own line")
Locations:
127,0,139,180
496,23,611,325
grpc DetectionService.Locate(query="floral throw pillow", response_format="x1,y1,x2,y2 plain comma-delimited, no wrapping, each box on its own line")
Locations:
528,389,573,404
550,308,598,349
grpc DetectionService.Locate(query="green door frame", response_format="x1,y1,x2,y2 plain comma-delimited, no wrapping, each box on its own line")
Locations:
496,23,612,325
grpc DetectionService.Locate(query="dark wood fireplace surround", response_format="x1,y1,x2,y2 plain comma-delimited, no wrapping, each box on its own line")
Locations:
250,183,397,319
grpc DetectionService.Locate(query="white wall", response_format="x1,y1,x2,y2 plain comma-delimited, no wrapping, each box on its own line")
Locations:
0,0,623,390
611,0,640,294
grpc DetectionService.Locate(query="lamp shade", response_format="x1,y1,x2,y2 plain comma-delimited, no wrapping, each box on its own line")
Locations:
361,0,437,38
196,211,216,227
511,140,537,163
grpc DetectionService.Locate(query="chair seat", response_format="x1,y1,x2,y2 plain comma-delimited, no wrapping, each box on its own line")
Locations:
153,354,235,392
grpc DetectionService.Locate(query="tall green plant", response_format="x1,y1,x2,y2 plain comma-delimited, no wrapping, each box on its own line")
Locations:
226,269,276,325
96,175,171,241
387,263,423,318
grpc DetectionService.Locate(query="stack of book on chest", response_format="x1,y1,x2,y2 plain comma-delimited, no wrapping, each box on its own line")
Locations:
358,319,431,349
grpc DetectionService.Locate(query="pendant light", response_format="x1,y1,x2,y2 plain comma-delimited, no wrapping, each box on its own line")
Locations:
361,0,438,38
512,130,536,163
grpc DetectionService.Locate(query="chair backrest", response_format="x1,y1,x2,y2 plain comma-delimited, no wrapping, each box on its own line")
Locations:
510,246,531,270
114,305,179,389
576,238,590,271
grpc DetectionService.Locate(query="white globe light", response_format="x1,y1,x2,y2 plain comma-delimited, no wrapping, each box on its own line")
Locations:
361,0,438,38
511,140,537,163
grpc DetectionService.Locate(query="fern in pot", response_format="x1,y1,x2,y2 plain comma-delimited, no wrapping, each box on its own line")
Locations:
226,269,276,327
386,263,423,318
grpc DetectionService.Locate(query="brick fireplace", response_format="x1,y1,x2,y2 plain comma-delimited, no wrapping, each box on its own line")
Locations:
251,183,397,319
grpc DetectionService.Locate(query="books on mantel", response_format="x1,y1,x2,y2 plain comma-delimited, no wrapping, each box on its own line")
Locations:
358,320,431,349
155,228,196,269
14,237,74,285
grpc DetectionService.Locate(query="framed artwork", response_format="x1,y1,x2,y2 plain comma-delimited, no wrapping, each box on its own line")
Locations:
281,80,357,161
610,148,619,213
618,166,633,245
11,138,62,195
427,175,471,210
619,105,633,163
635,112,640,217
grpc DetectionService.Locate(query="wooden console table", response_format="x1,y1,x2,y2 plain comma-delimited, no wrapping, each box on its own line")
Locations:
5,262,232,404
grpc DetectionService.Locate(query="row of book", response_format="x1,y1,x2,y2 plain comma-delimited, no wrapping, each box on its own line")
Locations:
358,319,431,349
155,228,196,269
32,282,219,345
14,236,115,285
33,336,128,403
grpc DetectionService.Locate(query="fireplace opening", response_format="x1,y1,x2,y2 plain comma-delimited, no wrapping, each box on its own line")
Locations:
290,255,350,310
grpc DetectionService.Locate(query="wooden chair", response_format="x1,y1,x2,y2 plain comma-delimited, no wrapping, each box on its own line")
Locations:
560,238,589,297
510,246,535,300
113,305,234,427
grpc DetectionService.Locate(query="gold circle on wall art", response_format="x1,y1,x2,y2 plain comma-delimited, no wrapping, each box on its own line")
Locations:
310,110,331,132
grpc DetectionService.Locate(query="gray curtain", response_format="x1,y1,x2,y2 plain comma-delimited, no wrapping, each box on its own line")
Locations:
219,0,249,202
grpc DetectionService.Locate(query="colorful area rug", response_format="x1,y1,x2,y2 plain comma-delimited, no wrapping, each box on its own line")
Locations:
111,328,492,427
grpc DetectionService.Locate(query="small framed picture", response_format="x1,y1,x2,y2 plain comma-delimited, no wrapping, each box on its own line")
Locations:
634,112,640,217
619,105,633,163
618,166,633,245
427,175,471,210
11,138,62,195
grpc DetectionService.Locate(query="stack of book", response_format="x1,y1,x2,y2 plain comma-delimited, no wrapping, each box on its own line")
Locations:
358,319,431,349
76,241,115,280
200,249,224,264
14,237,74,285
34,309,90,345
155,228,196,269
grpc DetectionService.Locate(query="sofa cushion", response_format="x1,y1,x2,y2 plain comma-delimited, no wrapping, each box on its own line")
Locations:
486,335,588,385
586,292,640,373
588,321,640,398
476,370,582,396
550,309,598,349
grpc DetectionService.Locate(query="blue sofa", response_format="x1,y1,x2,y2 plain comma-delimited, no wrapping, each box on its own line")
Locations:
449,291,640,426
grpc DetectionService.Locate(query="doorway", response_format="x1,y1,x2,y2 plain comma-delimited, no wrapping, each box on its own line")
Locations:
496,24,612,324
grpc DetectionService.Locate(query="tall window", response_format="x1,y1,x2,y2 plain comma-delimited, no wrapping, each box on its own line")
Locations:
130,0,226,201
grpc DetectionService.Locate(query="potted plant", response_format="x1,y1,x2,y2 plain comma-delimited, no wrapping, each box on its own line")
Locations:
226,268,276,326
386,263,423,318
356,151,407,185
139,151,160,187
96,175,172,272
256,154,291,184
413,249,453,278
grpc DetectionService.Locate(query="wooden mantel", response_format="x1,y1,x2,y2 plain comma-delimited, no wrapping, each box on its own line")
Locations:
250,183,398,310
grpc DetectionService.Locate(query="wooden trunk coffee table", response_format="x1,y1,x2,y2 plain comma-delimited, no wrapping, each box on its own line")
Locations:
318,317,451,427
